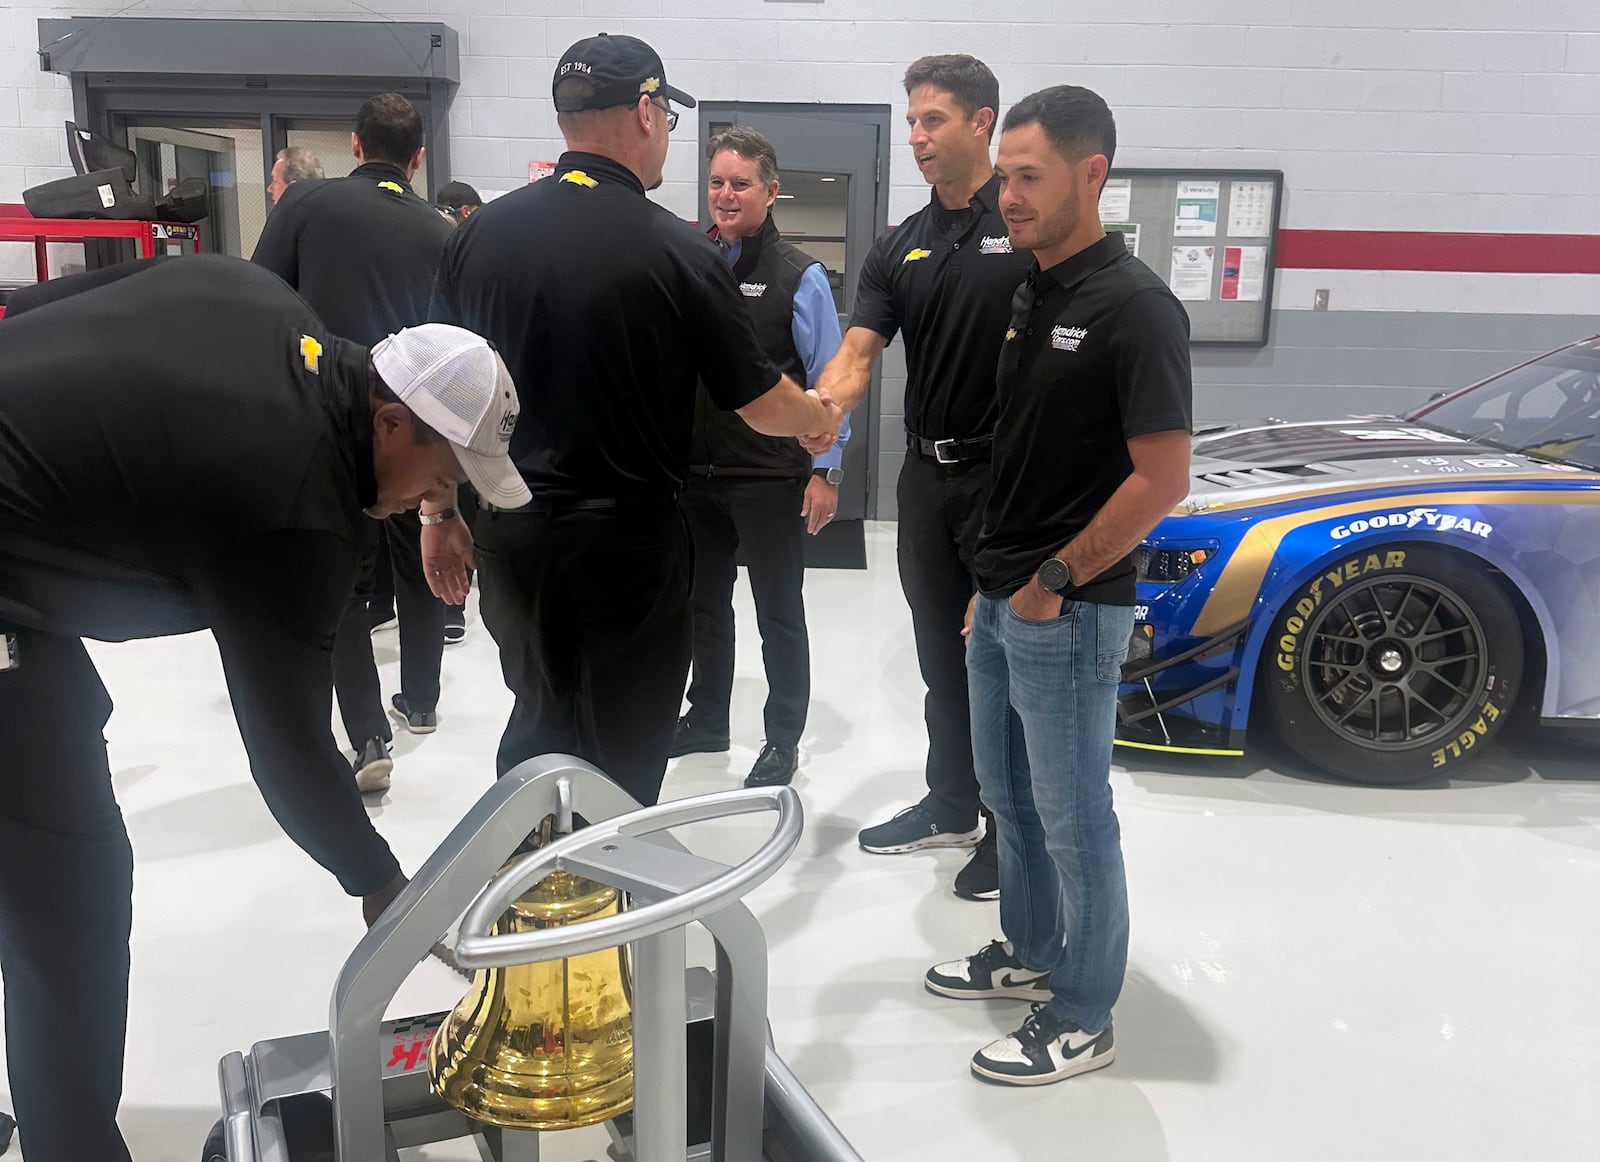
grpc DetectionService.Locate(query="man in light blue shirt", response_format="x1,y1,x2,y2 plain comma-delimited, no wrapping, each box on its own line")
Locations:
676,127,849,787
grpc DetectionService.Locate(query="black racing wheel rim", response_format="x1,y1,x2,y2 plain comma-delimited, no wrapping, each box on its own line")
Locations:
1300,573,1488,751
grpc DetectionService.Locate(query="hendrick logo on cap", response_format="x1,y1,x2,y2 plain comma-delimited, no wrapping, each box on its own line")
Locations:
498,409,517,439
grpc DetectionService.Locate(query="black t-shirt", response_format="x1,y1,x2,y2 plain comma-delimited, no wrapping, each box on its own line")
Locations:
975,234,1193,604
252,161,452,346
848,174,1033,440
430,152,780,502
0,255,401,897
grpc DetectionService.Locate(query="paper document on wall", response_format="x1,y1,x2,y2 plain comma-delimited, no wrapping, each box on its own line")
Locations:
1099,178,1132,223
1170,246,1215,301
1220,245,1267,302
1173,181,1219,237
1105,222,1140,256
1226,180,1275,237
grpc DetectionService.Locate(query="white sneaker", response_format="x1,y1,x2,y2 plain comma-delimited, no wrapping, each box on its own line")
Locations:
971,1005,1114,1086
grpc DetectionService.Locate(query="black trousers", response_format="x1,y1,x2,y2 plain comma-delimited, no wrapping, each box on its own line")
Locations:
896,452,994,830
475,502,692,807
0,628,134,1162
682,475,810,746
331,513,446,748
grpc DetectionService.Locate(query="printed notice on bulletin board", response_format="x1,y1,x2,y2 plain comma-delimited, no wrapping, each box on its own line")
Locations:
1105,222,1140,256
1099,178,1132,223
1226,180,1275,237
1170,246,1215,301
1173,181,1219,237
1220,245,1267,302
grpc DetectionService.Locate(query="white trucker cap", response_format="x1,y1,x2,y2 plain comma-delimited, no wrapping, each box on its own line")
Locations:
371,324,532,509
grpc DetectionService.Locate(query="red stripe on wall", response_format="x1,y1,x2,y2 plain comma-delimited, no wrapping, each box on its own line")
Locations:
1276,230,1600,275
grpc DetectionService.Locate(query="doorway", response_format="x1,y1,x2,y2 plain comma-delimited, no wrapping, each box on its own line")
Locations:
698,104,891,525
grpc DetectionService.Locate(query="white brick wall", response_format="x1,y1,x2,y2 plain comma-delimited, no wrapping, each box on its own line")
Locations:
2,0,1599,312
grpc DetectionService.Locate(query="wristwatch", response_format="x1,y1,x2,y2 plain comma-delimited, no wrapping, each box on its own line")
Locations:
812,467,843,485
418,507,459,526
1036,556,1075,594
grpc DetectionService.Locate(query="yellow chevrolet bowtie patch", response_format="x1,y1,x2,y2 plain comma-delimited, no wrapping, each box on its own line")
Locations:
300,334,323,374
560,170,599,188
903,248,932,264
640,76,661,93
377,181,404,194
1006,328,1017,341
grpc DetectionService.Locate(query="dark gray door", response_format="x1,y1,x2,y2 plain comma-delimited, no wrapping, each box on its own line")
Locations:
699,107,885,522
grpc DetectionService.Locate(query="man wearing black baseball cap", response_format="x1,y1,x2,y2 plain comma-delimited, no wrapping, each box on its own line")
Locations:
429,33,840,809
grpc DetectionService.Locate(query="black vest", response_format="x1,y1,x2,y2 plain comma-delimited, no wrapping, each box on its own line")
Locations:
689,216,820,479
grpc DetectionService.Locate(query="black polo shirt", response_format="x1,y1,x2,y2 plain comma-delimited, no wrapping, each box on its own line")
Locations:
0,255,401,898
430,151,779,502
252,161,452,346
975,233,1193,604
849,174,1033,440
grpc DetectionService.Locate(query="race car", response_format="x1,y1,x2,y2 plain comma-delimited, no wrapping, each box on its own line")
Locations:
1119,334,1600,785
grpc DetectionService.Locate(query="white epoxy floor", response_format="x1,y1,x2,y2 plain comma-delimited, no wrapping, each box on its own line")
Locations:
3,522,1598,1161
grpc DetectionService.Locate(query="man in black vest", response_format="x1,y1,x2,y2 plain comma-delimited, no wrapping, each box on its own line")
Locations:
253,92,455,792
673,127,849,788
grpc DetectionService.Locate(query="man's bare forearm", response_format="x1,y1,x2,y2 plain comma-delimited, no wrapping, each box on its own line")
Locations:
738,375,835,437
1057,471,1188,585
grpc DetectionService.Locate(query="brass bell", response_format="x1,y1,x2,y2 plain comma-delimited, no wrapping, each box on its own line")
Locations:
428,865,634,1130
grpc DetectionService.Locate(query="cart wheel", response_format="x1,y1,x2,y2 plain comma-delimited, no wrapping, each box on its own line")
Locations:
0,1110,15,1157
201,1118,226,1161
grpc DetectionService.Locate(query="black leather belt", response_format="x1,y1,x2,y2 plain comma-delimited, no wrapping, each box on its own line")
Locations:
907,433,993,464
476,496,672,515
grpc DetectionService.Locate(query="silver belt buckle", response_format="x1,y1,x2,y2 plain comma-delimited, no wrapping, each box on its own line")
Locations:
933,438,959,464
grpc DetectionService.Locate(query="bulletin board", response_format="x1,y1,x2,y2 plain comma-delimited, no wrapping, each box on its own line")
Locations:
1099,168,1284,347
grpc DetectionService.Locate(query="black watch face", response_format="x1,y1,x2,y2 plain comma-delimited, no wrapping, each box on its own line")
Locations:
1039,558,1071,591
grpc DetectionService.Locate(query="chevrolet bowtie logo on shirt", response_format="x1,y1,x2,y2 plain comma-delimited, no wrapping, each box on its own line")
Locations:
299,334,323,374
1005,328,1017,341
377,181,405,194
903,248,932,264
560,171,599,188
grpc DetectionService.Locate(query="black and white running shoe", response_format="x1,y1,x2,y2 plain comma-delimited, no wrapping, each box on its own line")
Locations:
971,1004,1114,1086
925,940,1051,1002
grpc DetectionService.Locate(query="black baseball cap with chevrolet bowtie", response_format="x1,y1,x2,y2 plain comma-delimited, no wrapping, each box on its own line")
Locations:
552,33,697,112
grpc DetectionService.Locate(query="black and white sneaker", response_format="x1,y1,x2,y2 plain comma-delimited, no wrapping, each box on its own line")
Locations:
858,801,983,854
443,603,466,646
389,693,438,735
925,940,1051,1002
353,737,393,794
971,1004,1114,1086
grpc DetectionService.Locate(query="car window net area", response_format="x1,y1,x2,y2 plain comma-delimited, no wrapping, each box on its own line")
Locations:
1410,340,1600,471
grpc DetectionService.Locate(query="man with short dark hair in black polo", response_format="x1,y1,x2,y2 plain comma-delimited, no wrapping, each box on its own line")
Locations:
254,91,456,792
815,55,1031,901
428,34,840,808
923,86,1192,1086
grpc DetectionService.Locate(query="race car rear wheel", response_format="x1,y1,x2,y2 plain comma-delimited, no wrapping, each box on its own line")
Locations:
1261,545,1521,785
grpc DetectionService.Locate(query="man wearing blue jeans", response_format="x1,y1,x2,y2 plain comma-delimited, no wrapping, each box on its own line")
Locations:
923,85,1193,1086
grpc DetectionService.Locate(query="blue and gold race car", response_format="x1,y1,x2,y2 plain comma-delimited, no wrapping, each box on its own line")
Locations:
1120,335,1600,784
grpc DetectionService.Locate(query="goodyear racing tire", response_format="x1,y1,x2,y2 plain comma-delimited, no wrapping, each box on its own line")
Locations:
1261,544,1521,785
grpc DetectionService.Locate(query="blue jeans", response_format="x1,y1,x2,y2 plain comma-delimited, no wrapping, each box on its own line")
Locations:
967,593,1134,1032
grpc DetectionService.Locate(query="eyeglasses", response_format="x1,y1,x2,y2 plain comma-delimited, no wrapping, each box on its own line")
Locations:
650,99,679,132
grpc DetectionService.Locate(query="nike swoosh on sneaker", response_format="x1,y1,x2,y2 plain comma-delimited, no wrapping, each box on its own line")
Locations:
1058,1030,1102,1057
997,970,1048,989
